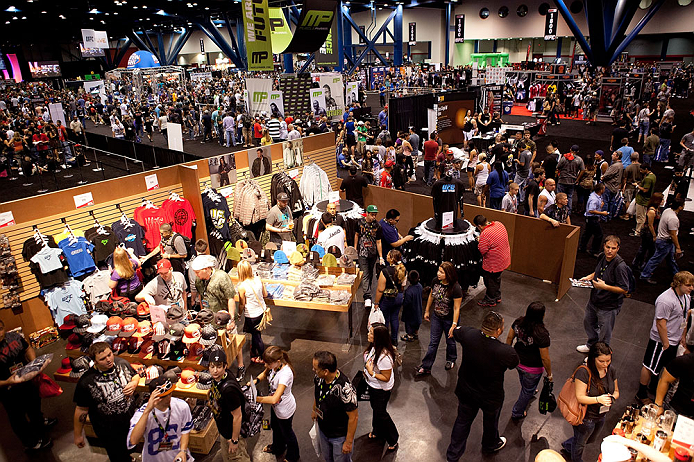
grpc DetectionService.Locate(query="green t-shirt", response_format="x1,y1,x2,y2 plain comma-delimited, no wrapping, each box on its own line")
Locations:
357,125,368,143
636,172,656,206
195,269,236,313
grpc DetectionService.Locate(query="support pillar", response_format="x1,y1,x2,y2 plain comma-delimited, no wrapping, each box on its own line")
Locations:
556,37,562,60
393,5,403,66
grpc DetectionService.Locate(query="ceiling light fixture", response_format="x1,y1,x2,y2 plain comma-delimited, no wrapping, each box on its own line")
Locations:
59,14,66,19
41,10,47,13
89,8,100,13
5,6,19,12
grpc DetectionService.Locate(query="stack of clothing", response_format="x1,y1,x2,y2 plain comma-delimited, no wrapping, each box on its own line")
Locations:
336,273,357,285
294,281,321,301
315,275,336,287
314,290,331,303
301,264,320,280
280,286,295,300
266,284,285,299
288,266,303,282
272,264,290,280
330,290,352,305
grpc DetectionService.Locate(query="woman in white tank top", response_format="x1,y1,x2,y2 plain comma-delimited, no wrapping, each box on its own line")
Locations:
474,153,490,207
237,260,269,363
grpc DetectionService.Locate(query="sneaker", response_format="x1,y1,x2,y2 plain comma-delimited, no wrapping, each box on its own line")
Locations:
43,417,58,428
26,437,52,452
576,344,590,354
477,299,497,307
641,277,658,285
365,299,372,308
414,367,431,377
483,436,507,453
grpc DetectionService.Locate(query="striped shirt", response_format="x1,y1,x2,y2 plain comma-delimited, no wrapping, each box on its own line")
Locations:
266,118,281,139
478,221,511,273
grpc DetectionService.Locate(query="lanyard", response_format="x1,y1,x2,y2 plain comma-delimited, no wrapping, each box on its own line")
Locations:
152,408,172,441
673,287,688,317
318,371,340,403
201,270,213,300
161,277,176,302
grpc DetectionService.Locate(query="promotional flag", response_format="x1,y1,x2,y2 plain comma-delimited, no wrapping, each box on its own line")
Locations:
345,81,359,106
241,0,273,70
268,8,293,54
309,89,327,120
316,17,338,67
246,78,275,116
454,15,465,43
317,73,344,121
282,0,338,54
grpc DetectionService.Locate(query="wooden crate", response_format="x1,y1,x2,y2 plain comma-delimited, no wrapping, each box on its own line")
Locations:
188,418,219,454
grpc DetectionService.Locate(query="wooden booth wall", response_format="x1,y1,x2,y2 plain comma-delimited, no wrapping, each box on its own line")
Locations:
0,165,206,335
352,184,578,299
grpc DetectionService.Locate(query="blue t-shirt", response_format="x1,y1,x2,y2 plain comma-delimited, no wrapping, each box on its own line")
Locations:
619,146,634,168
345,121,355,136
486,169,509,199
58,237,96,277
380,218,400,251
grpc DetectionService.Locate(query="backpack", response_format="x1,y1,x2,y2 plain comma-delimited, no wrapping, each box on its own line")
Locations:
558,365,591,426
173,233,195,261
218,374,264,438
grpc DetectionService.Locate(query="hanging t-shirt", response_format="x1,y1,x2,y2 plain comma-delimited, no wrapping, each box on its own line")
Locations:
162,198,196,239
58,237,96,277
46,279,87,322
85,226,119,266
268,365,297,419
127,397,194,462
54,229,85,244
202,193,232,241
29,246,64,273
134,206,167,251
82,270,113,305
22,236,69,290
112,220,147,257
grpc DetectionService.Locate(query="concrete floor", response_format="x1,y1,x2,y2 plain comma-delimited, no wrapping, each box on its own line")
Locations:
0,270,655,462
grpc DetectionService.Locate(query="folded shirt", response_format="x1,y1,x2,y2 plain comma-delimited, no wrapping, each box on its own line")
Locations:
316,275,336,287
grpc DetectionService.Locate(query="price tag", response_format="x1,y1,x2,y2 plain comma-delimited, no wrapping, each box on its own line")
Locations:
145,174,159,191
442,211,454,230
0,211,15,228
281,241,297,255
288,168,299,179
73,192,94,209
219,186,234,198
328,191,340,205
149,305,167,325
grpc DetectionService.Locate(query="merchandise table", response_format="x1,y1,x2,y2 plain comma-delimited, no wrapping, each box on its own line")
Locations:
611,410,685,461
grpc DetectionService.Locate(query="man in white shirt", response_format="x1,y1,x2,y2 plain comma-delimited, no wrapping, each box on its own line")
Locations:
537,178,557,215
222,113,236,148
286,124,301,141
316,212,346,254
136,259,187,310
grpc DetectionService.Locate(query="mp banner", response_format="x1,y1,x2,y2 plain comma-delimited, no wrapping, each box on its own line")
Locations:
309,89,327,120
317,73,344,121
282,0,338,54
345,81,359,106
268,7,293,54
246,78,275,116
315,16,338,67
242,0,273,70
279,74,312,117
269,91,285,118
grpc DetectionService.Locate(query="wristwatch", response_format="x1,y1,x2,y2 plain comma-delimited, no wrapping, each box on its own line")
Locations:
231,438,239,445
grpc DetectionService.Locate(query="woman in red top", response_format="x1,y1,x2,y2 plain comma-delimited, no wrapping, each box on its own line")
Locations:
380,160,394,189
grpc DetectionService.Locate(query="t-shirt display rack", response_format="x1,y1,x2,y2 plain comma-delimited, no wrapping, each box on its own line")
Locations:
1,186,185,305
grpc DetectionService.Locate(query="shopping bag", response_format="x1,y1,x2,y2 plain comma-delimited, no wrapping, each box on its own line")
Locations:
368,306,385,326
352,371,370,401
309,421,322,458
538,376,556,414
34,373,63,398
626,198,636,216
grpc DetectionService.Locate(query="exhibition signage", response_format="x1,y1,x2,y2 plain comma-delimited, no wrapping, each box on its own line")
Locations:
246,78,274,116
544,9,558,41
145,174,159,191
359,26,366,44
346,81,359,106
167,123,184,152
454,15,465,43
73,192,94,209
280,74,312,117
0,211,15,228
242,0,273,71
282,0,338,54
316,17,338,67
268,7,293,54
82,29,108,48
317,74,344,121
408,22,416,46
309,89,326,119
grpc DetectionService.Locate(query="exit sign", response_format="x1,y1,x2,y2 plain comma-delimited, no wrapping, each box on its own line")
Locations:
85,74,101,81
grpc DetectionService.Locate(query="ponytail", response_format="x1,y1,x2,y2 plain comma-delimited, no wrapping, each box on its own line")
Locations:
262,345,295,375
387,249,406,286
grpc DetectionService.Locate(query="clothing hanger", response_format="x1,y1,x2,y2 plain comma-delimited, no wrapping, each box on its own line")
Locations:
33,225,48,247
89,211,108,235
61,218,78,244
116,204,133,229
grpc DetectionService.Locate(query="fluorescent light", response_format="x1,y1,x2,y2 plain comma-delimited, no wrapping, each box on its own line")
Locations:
5,6,19,12
89,8,100,13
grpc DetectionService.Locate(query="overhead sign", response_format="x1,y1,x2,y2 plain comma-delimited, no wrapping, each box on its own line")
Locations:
200,39,205,53
454,15,465,43
94,31,108,48
242,0,273,70
281,0,338,54
408,22,416,46
359,26,366,44
544,9,558,41
316,17,338,67
268,8,293,54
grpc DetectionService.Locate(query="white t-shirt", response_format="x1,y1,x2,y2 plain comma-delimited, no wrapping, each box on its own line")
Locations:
30,246,64,273
539,189,556,209
363,347,394,390
142,272,187,307
240,277,266,318
127,397,194,462
316,225,346,255
268,364,297,419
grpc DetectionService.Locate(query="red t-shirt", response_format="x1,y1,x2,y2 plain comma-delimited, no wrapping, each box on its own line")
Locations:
253,122,263,138
161,198,196,239
285,116,294,125
133,206,167,251
33,133,49,151
478,221,511,273
380,171,393,189
423,140,439,161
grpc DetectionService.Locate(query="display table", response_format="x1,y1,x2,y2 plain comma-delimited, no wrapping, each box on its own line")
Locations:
230,266,362,338
612,414,680,461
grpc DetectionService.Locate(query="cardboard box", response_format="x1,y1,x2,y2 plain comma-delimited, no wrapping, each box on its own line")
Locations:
188,418,219,454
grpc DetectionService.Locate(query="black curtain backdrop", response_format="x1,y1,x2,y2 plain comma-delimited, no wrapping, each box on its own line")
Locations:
388,93,434,135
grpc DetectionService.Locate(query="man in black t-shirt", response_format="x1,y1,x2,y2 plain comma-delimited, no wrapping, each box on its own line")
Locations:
74,342,140,462
523,169,544,217
656,352,694,418
207,347,250,462
0,319,55,451
355,206,384,307
447,311,519,461
339,167,369,208
312,351,358,460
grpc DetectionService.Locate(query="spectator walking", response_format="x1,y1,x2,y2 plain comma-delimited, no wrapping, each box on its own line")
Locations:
373,250,406,346
633,163,657,236
579,183,609,257
475,215,511,307
400,270,423,343
557,145,585,213
640,198,684,284
236,260,268,363
355,205,385,308
632,193,664,272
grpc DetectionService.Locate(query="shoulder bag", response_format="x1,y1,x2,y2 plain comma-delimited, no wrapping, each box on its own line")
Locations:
558,365,591,426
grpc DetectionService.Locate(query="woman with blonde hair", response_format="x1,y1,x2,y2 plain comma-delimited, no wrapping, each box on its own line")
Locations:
260,128,273,146
236,260,268,363
108,247,142,301
373,249,407,346
252,346,300,462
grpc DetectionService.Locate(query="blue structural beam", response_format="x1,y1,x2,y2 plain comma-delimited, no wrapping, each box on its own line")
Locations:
195,17,245,69
393,5,403,66
553,0,594,64
102,37,132,70
341,4,355,68
168,29,192,65
609,0,666,63
343,7,396,73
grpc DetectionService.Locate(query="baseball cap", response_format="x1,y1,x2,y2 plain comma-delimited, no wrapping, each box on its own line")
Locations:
235,239,248,251
366,205,378,213
241,248,257,263
119,317,139,337
570,144,579,152
157,339,171,359
109,301,126,317
133,320,152,338
249,240,263,256
277,192,289,201
138,340,156,359
94,300,111,313
196,371,213,390
384,159,394,167
56,357,72,374
163,366,182,382
87,314,109,334
59,314,78,331
166,305,186,323
72,314,91,334
199,324,218,347
111,337,129,354
149,376,175,396
227,247,241,261
128,336,145,354
327,245,342,258
151,321,168,342
322,253,338,267
214,310,231,327
358,120,365,125
595,149,604,156
177,369,197,389
182,323,202,344
191,255,216,271
143,364,165,385
186,342,204,359
157,259,172,274
289,251,304,266
265,242,278,250
338,254,354,268
69,356,91,378
310,244,326,259
273,250,289,264
167,322,186,341
137,302,150,317
66,333,83,350
208,346,227,365
106,316,124,335
344,246,358,261
123,302,139,318
195,309,214,326
296,243,309,257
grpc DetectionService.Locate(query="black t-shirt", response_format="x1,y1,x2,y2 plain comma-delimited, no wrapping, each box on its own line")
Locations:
659,122,673,140
73,357,137,433
453,326,519,408
523,179,540,211
589,255,630,310
22,236,69,290
543,155,559,180
356,218,383,258
85,226,118,266
340,175,369,207
511,318,550,368
111,220,147,257
431,178,465,217
575,366,617,420
0,331,28,381
665,353,694,418
430,278,463,320
202,193,232,241
314,370,358,438
208,370,244,439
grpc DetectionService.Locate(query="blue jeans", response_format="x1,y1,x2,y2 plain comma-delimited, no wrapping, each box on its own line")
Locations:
380,293,403,346
424,160,435,185
511,368,543,418
640,239,679,279
602,188,615,219
514,175,528,203
655,138,671,162
639,120,649,136
489,196,502,210
318,429,351,462
420,314,457,370
584,302,620,347
562,416,606,462
225,129,236,147
446,398,503,461
557,183,575,213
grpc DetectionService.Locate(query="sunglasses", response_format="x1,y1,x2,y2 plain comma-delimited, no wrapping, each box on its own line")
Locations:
155,380,174,394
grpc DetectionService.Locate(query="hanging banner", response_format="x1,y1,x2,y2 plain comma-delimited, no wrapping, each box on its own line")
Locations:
279,74,312,118
81,29,96,47
408,22,416,46
544,9,558,41
167,123,184,152
268,8,293,54
281,0,338,54
316,17,338,67
359,26,366,44
317,74,344,121
242,0,273,70
346,81,359,106
269,91,285,118
454,15,465,43
48,103,66,126
94,31,108,48
309,88,327,120
246,78,274,116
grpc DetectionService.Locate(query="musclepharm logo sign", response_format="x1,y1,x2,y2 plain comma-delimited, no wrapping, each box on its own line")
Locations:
300,11,334,30
312,91,322,97
253,92,268,103
270,93,281,100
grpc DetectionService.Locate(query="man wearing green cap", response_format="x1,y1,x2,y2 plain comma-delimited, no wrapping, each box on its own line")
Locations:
355,205,384,308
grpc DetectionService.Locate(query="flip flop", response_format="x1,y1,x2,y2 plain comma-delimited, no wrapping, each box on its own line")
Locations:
387,442,399,451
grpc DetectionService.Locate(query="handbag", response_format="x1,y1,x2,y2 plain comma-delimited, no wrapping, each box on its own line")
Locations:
251,283,273,331
558,365,591,426
352,370,370,401
33,373,63,398
626,198,636,216
368,306,385,326
538,376,556,414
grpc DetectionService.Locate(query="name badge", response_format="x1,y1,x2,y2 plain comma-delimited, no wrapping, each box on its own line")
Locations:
158,441,173,452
